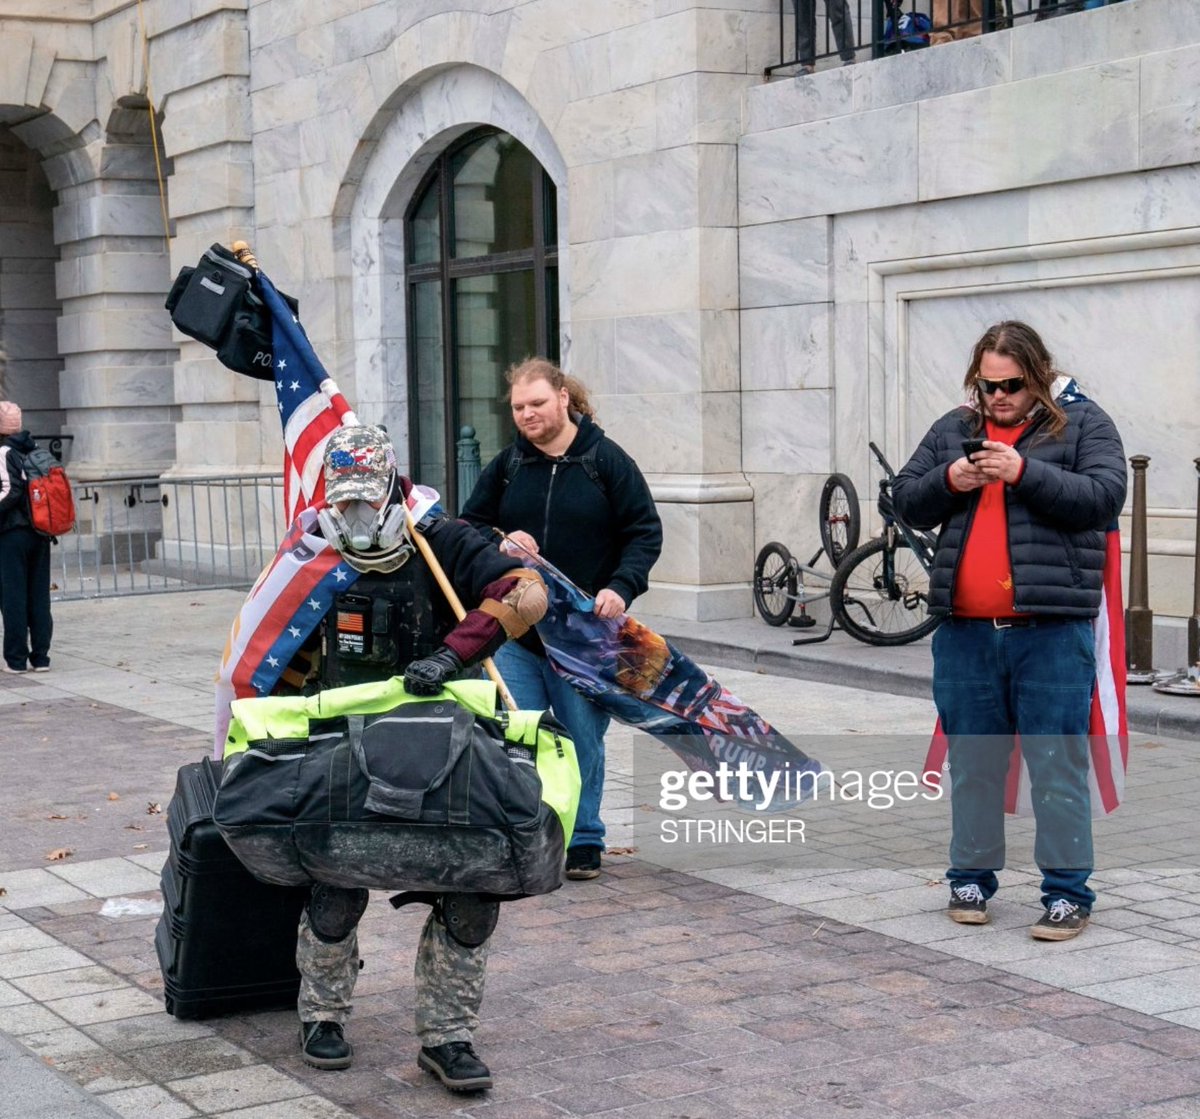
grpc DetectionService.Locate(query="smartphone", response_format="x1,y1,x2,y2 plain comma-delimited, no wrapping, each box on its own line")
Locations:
961,438,987,459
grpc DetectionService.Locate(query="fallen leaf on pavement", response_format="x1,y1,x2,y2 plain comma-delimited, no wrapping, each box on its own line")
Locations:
0,887,7,898
46,848,73,861
133,844,147,850
107,792,120,801
124,823,145,831
47,813,68,820
606,846,638,856
146,802,162,815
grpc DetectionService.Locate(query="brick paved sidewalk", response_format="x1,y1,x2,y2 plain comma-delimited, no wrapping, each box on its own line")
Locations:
3,592,1200,1117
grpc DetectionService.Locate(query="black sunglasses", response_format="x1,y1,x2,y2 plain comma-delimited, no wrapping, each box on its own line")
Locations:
977,376,1025,396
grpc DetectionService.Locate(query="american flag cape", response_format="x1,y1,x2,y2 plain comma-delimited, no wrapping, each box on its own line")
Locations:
213,511,359,755
922,525,1127,817
516,548,827,809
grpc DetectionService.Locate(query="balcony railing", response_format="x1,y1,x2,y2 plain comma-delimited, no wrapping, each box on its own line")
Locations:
766,0,1129,77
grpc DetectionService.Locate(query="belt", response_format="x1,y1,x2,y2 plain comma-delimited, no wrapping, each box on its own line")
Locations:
953,615,1075,629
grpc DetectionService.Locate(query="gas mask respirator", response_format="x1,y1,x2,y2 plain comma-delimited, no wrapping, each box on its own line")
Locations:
318,495,414,574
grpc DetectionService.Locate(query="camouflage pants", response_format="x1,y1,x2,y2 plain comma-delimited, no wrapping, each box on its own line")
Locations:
296,904,489,1046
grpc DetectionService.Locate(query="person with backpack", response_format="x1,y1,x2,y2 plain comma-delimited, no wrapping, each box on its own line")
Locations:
461,358,663,881
0,401,53,674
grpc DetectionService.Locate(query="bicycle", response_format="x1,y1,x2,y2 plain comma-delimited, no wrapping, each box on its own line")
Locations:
753,473,861,629
753,443,940,647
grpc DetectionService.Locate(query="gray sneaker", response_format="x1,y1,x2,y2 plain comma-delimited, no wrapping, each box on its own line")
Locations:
947,882,989,924
1031,899,1089,941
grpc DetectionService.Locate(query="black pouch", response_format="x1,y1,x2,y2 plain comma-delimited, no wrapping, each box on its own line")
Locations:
166,246,301,379
215,290,278,380
167,244,253,349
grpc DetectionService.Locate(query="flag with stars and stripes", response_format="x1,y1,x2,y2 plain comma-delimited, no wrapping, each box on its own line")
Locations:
213,508,357,754
257,272,359,524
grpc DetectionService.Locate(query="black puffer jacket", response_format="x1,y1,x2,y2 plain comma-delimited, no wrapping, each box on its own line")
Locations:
462,415,662,606
0,431,35,534
892,400,1126,617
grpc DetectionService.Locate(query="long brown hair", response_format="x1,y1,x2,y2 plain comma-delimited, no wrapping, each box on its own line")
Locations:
505,357,596,420
963,321,1067,438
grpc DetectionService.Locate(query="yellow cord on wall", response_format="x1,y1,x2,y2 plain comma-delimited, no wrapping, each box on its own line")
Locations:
136,0,171,241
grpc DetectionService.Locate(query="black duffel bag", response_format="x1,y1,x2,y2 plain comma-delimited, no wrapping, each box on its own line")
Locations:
212,680,579,899
165,244,297,380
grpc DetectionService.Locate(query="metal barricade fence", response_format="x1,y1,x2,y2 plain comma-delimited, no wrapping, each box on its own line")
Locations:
52,473,284,601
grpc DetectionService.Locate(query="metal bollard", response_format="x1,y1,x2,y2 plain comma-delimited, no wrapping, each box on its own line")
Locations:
1126,454,1157,684
455,425,481,513
1154,457,1200,696
1190,458,1200,672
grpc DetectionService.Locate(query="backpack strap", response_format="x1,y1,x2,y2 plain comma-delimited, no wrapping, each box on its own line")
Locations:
502,442,608,500
501,445,537,486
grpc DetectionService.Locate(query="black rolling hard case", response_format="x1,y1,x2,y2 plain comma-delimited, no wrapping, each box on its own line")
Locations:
155,759,310,1019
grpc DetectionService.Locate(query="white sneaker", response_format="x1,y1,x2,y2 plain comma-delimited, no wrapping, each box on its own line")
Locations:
2,665,27,674
33,666,50,673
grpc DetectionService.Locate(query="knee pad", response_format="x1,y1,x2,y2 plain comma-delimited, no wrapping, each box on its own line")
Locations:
435,893,499,948
308,884,369,944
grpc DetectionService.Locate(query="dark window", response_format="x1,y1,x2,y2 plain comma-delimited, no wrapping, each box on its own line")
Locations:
404,128,559,510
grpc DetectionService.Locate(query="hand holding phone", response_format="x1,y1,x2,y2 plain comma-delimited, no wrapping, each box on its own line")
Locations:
961,438,987,460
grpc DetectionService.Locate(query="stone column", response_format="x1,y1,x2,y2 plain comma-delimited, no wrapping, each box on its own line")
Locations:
152,6,261,478
41,124,176,479
562,7,764,620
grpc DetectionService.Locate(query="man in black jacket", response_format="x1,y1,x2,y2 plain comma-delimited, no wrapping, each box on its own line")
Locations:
893,322,1126,941
0,401,52,674
462,358,662,880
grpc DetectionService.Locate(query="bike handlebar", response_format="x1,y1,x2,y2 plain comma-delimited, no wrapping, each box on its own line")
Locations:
868,441,896,481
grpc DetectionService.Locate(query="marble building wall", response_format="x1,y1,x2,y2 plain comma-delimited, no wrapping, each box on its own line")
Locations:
239,0,782,621
740,0,1200,637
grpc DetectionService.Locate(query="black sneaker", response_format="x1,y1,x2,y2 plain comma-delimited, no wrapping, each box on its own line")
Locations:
565,845,602,880
299,1020,353,1069
1031,899,1089,941
418,1041,493,1092
947,882,989,924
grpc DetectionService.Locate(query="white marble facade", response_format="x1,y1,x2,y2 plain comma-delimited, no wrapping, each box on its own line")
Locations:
740,0,1200,633
1,0,1198,625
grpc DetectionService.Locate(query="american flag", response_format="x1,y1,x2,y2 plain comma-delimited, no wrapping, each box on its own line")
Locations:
257,273,359,523
213,269,362,754
922,525,1129,817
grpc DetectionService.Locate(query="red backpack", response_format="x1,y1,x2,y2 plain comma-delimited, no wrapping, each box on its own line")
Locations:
23,447,76,539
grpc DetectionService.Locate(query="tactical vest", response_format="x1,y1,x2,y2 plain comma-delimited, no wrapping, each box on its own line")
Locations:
320,560,457,688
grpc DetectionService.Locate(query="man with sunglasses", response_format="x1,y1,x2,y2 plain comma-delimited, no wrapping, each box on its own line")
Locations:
894,321,1126,941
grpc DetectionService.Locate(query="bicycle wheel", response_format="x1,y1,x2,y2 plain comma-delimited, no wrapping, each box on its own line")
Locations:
818,473,861,566
829,536,940,646
753,541,797,626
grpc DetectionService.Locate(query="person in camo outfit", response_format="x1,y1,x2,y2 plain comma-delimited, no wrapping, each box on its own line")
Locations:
295,425,548,1093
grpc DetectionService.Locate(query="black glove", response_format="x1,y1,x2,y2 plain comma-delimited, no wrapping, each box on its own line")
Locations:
403,647,464,696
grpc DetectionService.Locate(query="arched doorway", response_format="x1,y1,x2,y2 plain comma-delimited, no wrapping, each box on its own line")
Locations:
0,120,62,433
404,127,559,509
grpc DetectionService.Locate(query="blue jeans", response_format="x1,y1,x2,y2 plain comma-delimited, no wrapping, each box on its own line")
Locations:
932,618,1096,912
493,641,610,850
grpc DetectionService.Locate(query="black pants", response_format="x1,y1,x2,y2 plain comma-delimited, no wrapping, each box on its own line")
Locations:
794,0,857,65
0,526,52,670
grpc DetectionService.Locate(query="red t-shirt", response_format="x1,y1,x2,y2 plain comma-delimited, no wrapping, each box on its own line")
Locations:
952,420,1029,618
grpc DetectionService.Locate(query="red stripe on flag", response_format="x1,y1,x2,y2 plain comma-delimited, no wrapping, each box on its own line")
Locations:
230,548,341,693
